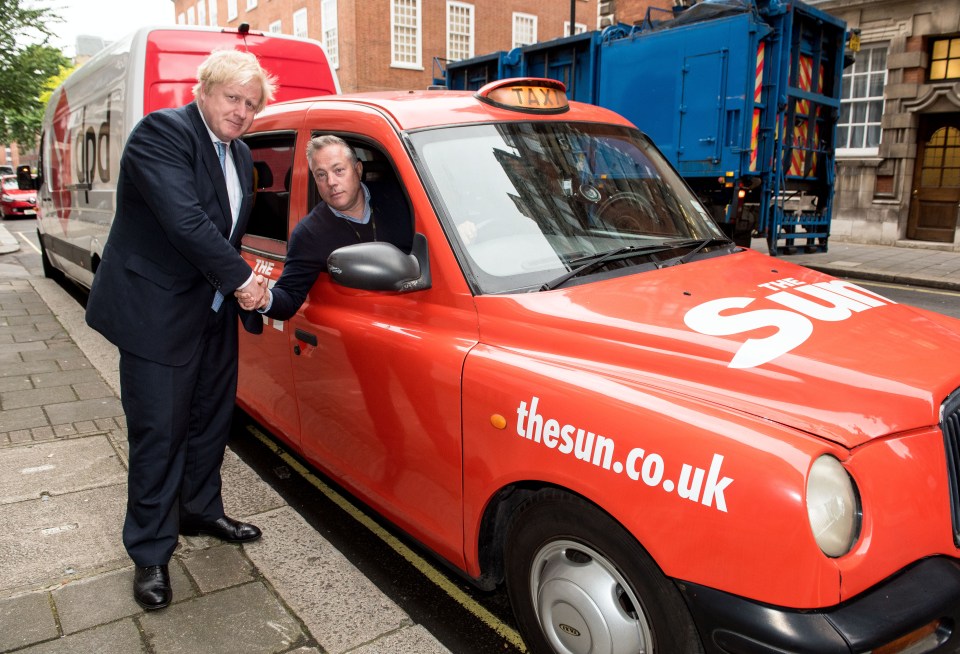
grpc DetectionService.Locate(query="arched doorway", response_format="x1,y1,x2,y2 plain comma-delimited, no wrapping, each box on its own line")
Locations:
908,114,960,242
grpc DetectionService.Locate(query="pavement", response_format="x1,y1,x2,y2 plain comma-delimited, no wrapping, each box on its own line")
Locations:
0,220,959,654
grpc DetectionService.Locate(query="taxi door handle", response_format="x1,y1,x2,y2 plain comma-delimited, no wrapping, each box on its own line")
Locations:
294,328,317,347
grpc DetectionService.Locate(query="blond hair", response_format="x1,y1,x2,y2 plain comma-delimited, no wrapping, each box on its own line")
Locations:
192,49,277,113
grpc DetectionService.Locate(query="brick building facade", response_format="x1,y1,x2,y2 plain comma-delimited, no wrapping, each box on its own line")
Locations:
171,0,601,92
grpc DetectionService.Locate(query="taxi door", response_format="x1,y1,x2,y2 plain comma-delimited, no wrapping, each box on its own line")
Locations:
284,110,479,566
238,130,302,446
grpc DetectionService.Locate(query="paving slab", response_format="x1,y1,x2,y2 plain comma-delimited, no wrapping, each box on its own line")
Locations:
52,562,195,635
220,446,287,518
0,484,127,594
1,385,76,410
0,590,57,652
244,506,413,654
139,581,304,654
179,545,255,594
351,624,454,654
29,368,101,388
18,343,82,362
13,619,145,654
0,375,32,393
43,396,124,425
0,435,125,502
0,359,58,378
0,405,49,433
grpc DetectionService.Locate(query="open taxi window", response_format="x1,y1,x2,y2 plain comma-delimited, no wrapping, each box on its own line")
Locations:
306,134,414,254
241,131,297,256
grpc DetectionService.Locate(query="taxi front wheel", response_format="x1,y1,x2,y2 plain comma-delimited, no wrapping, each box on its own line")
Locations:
504,490,703,654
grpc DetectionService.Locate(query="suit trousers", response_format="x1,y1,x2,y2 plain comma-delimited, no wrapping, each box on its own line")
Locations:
118,305,239,566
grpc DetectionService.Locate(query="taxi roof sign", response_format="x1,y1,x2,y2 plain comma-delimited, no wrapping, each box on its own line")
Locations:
475,78,569,114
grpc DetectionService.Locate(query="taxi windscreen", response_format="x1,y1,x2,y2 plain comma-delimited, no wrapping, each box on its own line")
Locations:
410,122,727,294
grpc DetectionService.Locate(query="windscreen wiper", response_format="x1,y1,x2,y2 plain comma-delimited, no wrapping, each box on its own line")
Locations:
540,244,677,291
671,237,736,265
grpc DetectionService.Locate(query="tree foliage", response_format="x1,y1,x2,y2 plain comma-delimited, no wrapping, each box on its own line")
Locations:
0,0,69,147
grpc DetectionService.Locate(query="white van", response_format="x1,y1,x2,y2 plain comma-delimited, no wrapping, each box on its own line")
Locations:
36,24,338,287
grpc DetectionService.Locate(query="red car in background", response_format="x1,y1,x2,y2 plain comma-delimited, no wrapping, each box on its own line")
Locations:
1,175,37,219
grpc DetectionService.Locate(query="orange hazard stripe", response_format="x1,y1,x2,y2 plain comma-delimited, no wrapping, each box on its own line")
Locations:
809,64,825,177
789,120,807,176
754,42,764,104
797,55,812,116
751,42,764,171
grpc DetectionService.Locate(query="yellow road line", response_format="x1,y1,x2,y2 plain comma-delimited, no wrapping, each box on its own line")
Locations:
245,424,528,652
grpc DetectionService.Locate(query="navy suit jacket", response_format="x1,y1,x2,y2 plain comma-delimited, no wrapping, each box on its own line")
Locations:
86,102,260,366
265,186,413,321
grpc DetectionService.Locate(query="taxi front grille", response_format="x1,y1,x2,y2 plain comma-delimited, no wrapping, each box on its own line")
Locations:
943,388,960,547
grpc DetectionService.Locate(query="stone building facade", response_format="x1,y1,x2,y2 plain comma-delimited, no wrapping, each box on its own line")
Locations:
812,0,960,250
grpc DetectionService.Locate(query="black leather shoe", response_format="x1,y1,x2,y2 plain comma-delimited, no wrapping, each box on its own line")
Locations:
133,564,171,610
180,515,262,543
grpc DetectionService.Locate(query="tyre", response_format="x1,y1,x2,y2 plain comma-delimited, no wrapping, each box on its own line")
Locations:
505,490,704,654
38,230,62,281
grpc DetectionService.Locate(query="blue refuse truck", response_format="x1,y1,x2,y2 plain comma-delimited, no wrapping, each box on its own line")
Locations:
441,0,855,254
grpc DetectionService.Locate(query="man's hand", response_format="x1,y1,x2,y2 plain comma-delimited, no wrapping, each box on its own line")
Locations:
235,274,268,311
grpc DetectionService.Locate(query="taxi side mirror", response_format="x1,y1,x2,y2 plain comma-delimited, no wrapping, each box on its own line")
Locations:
327,232,432,293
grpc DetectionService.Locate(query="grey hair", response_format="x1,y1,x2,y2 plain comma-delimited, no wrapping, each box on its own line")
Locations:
306,135,358,164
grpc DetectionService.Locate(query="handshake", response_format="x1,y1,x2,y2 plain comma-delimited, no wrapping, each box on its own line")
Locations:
235,274,270,311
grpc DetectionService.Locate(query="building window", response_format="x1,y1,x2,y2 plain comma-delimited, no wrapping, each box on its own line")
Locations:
197,0,206,26
322,0,339,68
227,0,237,21
930,37,960,80
392,0,421,69
209,0,218,26
187,6,195,24
838,44,887,153
447,2,473,62
269,19,282,33
513,13,537,48
178,12,186,24
564,21,587,37
246,0,257,9
293,8,308,38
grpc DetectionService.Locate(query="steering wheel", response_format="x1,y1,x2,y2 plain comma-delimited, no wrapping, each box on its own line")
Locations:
595,192,667,234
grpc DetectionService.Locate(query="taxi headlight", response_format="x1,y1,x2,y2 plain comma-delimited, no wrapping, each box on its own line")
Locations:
806,455,861,557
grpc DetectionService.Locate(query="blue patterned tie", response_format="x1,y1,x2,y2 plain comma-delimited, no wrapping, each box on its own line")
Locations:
211,141,227,312
215,141,227,173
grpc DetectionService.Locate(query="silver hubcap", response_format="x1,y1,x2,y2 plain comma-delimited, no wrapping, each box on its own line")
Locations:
531,540,652,654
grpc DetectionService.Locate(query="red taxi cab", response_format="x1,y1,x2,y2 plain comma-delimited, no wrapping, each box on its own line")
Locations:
237,78,960,654
1,175,37,219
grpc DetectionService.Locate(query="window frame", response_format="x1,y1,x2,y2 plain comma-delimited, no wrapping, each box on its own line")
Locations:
240,130,300,252
563,21,587,37
246,0,257,10
268,19,282,34
512,12,537,49
322,0,339,69
391,0,423,70
293,7,308,38
837,42,888,158
227,0,238,21
446,1,474,62
929,35,960,82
